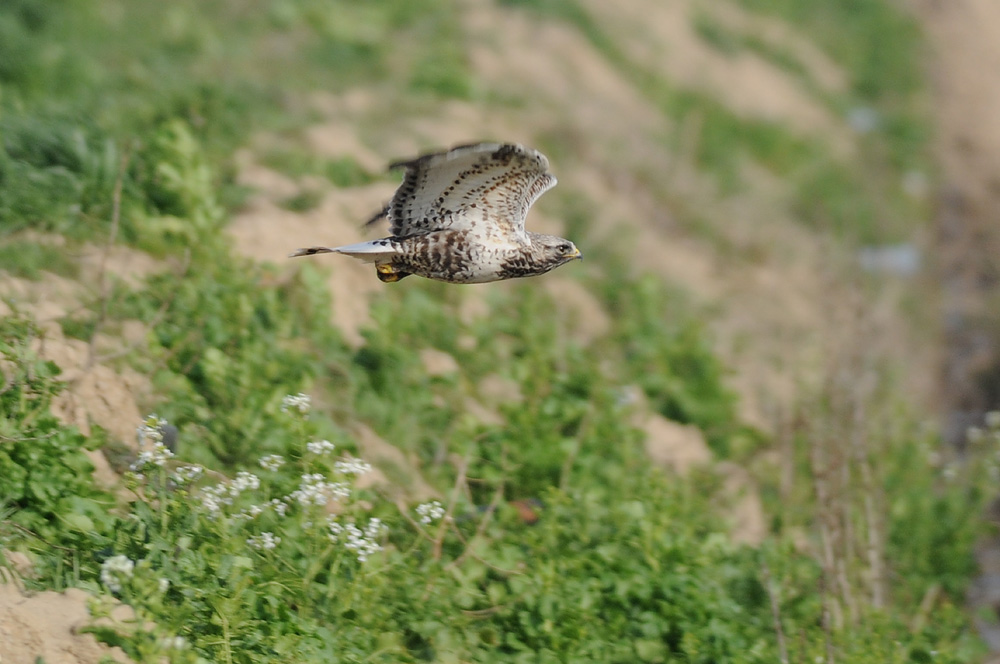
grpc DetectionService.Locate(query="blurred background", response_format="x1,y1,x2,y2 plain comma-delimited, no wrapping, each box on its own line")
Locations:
3,0,1000,661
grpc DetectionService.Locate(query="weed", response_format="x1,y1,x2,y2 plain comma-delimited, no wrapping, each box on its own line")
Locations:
0,315,115,569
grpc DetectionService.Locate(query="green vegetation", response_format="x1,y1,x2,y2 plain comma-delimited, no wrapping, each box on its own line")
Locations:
0,316,117,570
0,0,991,662
262,149,379,188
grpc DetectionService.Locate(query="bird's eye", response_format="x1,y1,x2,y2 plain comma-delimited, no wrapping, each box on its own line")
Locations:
559,243,572,253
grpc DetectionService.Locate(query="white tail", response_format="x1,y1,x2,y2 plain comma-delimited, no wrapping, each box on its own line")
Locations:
290,239,398,263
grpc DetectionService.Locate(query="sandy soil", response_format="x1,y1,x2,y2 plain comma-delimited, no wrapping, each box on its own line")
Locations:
911,0,1000,443
910,0,1000,648
0,580,133,664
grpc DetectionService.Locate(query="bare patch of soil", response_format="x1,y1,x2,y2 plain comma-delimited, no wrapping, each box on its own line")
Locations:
0,582,133,664
911,0,1000,649
226,161,397,346
579,0,847,139
0,264,155,486
912,0,1000,441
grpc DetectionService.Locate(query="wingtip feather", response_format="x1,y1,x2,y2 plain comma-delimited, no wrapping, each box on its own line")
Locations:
290,247,335,258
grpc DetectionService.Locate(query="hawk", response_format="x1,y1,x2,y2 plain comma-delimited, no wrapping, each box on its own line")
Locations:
291,142,582,283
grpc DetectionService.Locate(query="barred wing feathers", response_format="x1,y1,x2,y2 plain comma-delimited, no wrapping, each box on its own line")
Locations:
384,142,557,237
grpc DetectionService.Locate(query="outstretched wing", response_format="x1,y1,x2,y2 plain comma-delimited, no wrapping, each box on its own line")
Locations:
384,142,556,238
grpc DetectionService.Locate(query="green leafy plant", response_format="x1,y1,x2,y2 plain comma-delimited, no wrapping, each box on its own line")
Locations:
0,315,115,572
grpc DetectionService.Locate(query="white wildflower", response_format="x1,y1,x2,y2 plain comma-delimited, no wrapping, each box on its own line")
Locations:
158,578,170,593
328,482,350,500
235,502,266,520
289,474,349,506
415,500,445,525
129,443,174,472
247,532,281,550
270,498,289,517
330,518,385,562
281,392,311,414
334,458,372,476
259,454,285,471
198,484,233,516
171,464,204,485
231,471,260,495
130,414,175,472
100,555,135,593
159,636,188,650
137,414,168,446
197,471,261,516
306,439,336,455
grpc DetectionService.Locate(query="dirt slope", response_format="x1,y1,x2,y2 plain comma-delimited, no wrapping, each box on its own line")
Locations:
912,0,1000,648
912,0,1000,443
6,0,990,657
227,0,903,433
0,580,133,664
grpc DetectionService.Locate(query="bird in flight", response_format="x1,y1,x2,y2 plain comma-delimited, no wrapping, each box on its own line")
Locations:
291,142,582,283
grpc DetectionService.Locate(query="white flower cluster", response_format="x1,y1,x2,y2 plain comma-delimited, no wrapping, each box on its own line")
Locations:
171,464,204,485
199,471,261,516
235,497,289,520
281,393,311,414
159,636,188,650
306,439,335,455
415,500,445,525
137,414,168,445
259,454,285,471
199,485,231,515
100,555,135,593
270,497,289,517
130,414,174,474
289,473,349,506
234,503,264,520
247,532,281,550
334,458,372,476
329,518,385,562
232,471,261,493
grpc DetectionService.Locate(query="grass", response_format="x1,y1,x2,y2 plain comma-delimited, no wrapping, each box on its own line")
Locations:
261,149,379,188
691,11,826,97
0,239,79,281
2,306,988,661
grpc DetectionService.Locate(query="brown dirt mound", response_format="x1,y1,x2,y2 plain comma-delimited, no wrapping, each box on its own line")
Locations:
0,581,133,664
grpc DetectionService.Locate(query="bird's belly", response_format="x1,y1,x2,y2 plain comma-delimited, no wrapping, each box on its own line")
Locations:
421,255,506,284
397,234,520,284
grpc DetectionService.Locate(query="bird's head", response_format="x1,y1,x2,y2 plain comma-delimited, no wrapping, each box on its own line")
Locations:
532,234,583,270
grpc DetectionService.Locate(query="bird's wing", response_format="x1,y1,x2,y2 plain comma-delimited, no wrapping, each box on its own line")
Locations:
385,142,557,237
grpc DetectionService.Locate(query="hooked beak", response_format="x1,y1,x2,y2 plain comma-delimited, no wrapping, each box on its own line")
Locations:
571,247,583,261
